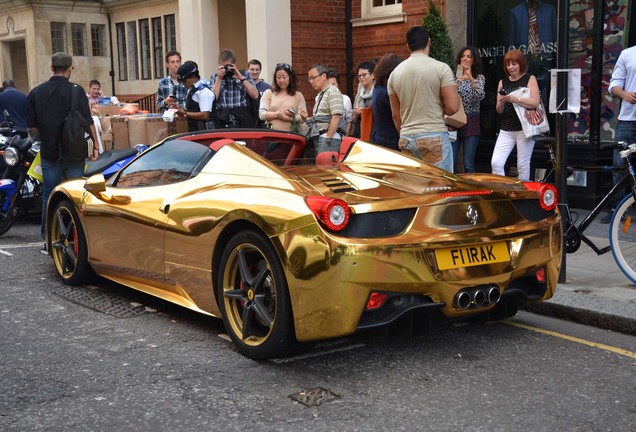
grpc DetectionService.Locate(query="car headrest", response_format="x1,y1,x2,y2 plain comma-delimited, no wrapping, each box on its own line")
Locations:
316,151,339,167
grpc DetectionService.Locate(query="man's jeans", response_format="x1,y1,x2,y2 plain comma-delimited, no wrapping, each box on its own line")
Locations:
315,135,342,156
398,132,453,173
610,120,636,208
41,158,84,239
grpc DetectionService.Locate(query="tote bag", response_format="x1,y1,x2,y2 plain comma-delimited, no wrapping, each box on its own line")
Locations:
509,87,550,138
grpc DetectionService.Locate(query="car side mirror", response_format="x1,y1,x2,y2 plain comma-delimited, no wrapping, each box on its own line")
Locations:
84,174,131,205
84,174,106,194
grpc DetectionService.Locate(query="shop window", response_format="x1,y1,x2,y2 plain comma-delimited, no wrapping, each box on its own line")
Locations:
71,23,87,56
353,0,404,27
50,22,67,54
91,24,106,57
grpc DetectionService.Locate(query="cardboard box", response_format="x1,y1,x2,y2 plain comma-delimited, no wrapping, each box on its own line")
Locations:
127,116,149,146
110,116,130,149
145,117,171,144
101,131,113,151
96,103,140,117
97,105,124,117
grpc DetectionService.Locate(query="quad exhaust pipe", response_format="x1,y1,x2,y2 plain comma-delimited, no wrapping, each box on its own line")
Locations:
453,286,501,310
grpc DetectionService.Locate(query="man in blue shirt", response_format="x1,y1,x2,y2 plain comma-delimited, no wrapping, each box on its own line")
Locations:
247,59,270,128
0,80,28,137
156,50,187,112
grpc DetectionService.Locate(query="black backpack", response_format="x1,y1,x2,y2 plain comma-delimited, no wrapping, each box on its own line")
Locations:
60,84,94,163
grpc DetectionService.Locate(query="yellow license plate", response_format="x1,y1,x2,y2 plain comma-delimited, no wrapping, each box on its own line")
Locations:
435,242,510,270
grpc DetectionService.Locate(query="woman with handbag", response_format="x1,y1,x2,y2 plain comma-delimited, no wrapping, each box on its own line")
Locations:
491,49,540,181
453,46,485,173
259,63,308,132
349,61,375,138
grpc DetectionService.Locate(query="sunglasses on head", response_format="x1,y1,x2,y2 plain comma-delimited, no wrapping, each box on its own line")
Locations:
276,63,292,71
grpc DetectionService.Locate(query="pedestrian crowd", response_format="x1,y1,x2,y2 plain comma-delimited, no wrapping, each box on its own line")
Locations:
3,22,634,255
150,25,547,178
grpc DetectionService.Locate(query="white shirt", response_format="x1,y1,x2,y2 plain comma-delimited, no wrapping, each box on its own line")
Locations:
192,79,215,113
609,46,636,121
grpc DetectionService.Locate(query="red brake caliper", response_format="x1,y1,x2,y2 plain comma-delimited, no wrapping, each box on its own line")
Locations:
72,224,79,256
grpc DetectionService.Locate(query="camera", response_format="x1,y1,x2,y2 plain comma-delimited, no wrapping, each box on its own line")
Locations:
223,64,235,79
499,88,509,95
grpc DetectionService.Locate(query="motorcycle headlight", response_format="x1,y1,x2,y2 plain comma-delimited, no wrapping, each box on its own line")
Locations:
3,146,19,166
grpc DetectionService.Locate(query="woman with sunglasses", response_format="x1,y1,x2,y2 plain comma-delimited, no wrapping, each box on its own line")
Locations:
259,63,308,131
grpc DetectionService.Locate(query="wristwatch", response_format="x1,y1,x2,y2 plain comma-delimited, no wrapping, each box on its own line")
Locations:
240,77,246,82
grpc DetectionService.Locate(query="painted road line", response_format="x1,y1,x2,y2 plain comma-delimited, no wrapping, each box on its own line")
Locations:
0,249,12,256
506,321,636,359
0,242,43,249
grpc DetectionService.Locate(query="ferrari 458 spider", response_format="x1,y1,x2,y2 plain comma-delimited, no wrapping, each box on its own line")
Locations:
46,129,562,359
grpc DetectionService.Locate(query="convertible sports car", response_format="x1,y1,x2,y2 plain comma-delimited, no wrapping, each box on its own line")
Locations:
46,129,562,359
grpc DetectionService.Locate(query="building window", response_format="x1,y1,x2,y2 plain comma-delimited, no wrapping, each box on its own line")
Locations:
50,22,67,54
91,24,106,57
127,21,139,80
152,17,163,78
140,19,151,80
373,0,402,5
165,14,176,52
71,23,87,56
116,22,127,81
354,0,405,27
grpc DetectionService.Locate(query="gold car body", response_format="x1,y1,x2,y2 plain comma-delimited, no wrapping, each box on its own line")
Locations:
48,137,562,342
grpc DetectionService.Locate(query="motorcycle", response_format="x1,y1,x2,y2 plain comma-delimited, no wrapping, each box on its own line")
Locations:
0,131,147,237
0,135,43,236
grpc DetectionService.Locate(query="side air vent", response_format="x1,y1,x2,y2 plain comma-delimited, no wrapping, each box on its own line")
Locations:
321,176,357,193
512,199,556,221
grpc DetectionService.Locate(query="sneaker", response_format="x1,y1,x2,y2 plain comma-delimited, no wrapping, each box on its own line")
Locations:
600,210,613,224
40,242,48,255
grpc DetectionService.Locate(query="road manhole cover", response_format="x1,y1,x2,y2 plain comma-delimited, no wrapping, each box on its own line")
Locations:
289,387,340,407
52,285,153,318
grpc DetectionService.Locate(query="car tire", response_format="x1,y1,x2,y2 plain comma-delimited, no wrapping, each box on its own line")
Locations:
49,199,93,285
216,230,296,360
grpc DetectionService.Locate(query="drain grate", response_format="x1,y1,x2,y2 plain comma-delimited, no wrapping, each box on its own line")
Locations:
52,284,153,318
289,387,340,407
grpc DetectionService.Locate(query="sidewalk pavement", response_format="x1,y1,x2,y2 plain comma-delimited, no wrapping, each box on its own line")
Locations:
522,208,636,336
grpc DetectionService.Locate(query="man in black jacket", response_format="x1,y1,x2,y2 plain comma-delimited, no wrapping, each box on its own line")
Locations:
27,52,98,254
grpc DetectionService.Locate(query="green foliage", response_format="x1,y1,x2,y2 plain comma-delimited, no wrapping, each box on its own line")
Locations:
422,0,455,70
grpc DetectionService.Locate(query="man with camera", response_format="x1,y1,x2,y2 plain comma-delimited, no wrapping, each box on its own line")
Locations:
210,49,259,128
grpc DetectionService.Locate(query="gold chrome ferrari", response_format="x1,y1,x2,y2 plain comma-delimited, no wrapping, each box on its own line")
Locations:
46,129,562,359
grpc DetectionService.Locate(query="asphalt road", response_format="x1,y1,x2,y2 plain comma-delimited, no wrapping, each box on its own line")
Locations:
1,216,635,432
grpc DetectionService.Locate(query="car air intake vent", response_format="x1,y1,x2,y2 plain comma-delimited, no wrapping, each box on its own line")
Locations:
513,199,556,221
338,208,417,238
321,176,357,193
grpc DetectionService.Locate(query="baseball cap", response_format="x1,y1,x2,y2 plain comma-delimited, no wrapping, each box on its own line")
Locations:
51,52,73,67
177,61,198,81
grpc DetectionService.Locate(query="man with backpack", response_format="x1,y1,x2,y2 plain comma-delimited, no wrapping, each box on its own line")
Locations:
27,52,98,254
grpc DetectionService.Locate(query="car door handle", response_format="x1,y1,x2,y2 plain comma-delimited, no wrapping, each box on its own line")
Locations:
160,203,170,214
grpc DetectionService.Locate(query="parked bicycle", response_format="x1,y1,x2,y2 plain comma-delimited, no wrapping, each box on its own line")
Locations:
535,135,636,283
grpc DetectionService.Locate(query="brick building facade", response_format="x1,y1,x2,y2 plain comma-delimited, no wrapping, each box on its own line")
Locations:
0,0,464,108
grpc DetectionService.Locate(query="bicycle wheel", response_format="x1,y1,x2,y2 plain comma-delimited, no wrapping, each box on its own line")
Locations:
609,194,636,283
